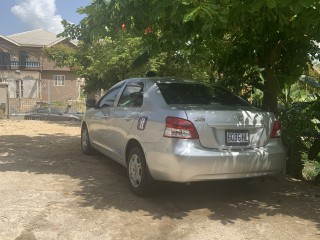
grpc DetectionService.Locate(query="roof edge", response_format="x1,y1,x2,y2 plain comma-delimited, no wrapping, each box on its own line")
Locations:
0,35,20,46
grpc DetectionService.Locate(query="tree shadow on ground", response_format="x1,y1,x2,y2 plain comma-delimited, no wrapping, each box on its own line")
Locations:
0,133,319,230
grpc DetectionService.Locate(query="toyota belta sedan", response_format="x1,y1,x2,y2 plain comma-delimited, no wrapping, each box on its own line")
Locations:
81,78,286,196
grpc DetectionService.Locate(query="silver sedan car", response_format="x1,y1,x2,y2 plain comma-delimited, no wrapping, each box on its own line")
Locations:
81,78,286,196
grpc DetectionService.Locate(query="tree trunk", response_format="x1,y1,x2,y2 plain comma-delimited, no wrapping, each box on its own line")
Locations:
262,66,278,113
262,43,279,113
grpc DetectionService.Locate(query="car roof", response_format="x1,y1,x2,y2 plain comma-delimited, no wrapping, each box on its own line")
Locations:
125,77,203,85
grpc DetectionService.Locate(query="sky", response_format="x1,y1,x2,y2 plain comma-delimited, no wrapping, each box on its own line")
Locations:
0,0,92,36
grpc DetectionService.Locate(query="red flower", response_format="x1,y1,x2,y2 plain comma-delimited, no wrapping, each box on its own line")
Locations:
144,26,153,34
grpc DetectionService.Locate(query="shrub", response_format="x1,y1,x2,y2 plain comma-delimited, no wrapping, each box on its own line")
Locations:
279,93,320,182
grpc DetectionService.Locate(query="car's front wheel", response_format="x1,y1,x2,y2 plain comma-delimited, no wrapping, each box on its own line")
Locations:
127,146,153,196
81,124,94,154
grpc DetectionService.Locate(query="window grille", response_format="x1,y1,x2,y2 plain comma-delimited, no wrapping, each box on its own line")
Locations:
53,75,65,86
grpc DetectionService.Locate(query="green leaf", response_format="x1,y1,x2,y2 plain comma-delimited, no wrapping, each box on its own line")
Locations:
266,0,277,9
181,0,193,5
201,6,215,19
258,72,265,82
250,0,265,13
207,3,219,11
183,7,200,22
219,15,228,23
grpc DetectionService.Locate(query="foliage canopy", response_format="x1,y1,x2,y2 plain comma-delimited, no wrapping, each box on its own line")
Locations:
53,0,320,112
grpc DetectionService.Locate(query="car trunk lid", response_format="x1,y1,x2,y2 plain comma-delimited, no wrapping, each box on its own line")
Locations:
180,105,274,149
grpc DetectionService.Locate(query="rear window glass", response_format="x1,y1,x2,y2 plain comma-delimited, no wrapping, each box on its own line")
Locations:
157,82,250,106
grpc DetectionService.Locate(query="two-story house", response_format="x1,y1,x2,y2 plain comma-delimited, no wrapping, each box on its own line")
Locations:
0,29,80,113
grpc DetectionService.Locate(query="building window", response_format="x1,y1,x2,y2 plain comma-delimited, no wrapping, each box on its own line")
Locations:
15,80,24,98
0,52,11,70
19,51,27,67
16,80,20,98
53,75,65,86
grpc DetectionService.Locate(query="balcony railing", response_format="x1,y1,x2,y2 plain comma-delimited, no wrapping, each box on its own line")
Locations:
11,61,40,68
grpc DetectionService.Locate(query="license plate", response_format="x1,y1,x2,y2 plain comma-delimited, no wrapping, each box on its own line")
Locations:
225,130,249,146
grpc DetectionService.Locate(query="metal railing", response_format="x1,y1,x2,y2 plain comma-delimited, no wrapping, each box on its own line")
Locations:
10,61,40,68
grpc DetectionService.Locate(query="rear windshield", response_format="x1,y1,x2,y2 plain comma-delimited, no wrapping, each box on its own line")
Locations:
157,82,251,106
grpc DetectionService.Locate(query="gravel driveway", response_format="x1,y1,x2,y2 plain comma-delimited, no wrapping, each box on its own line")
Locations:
0,119,319,240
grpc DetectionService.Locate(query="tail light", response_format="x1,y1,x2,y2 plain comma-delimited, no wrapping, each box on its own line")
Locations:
164,117,199,139
270,120,281,138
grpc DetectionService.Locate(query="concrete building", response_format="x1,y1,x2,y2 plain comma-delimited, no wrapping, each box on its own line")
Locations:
0,29,80,113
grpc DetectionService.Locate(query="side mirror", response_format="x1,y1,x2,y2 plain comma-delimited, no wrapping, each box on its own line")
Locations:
86,99,96,108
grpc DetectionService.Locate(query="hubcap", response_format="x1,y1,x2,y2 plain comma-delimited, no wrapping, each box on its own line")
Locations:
128,154,142,188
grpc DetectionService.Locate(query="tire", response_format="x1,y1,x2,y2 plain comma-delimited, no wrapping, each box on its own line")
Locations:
127,146,153,196
81,124,94,155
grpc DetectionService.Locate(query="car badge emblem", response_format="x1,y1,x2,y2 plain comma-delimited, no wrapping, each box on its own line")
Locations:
193,116,205,122
234,113,244,121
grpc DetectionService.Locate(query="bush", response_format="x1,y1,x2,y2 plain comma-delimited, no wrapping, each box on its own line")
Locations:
279,94,320,182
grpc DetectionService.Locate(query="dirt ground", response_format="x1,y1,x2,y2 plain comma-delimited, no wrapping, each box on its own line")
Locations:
0,119,319,240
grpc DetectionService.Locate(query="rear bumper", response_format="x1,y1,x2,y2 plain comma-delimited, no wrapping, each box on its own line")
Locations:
144,139,286,182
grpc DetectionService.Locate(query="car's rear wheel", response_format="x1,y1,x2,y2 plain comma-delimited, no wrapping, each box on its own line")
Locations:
127,146,153,196
81,124,94,154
